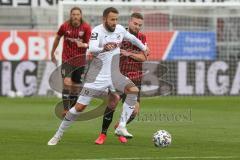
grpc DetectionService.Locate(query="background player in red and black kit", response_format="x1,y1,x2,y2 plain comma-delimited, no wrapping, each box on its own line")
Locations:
95,12,149,144
51,7,91,114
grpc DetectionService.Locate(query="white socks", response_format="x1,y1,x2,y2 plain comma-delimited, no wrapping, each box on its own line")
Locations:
54,107,80,138
119,102,135,128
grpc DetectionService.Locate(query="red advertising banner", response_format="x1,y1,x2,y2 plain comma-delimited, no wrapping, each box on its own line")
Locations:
145,31,174,60
0,31,60,61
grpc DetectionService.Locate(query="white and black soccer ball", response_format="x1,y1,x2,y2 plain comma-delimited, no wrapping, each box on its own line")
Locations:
153,130,172,148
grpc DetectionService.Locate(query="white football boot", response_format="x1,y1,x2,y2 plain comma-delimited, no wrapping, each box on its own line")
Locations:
115,126,133,139
47,135,61,146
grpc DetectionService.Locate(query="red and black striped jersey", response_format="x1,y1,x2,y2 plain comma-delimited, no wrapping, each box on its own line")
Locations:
120,32,147,84
57,21,91,67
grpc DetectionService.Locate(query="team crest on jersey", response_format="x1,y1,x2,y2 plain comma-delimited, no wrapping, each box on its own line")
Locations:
79,31,84,36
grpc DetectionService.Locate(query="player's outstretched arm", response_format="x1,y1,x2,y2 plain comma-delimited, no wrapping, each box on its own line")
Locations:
121,49,148,62
129,51,148,62
123,31,145,50
51,35,61,64
123,32,150,57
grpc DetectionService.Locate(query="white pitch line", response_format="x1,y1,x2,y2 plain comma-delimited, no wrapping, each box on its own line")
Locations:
64,156,238,160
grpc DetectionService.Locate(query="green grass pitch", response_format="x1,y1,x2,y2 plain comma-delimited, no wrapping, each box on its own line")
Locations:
0,96,239,160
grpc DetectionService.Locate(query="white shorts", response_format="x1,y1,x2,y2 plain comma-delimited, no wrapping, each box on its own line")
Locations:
77,78,116,105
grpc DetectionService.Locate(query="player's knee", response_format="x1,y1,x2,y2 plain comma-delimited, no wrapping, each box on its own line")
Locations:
63,77,72,91
64,78,72,86
74,103,87,112
108,103,118,110
125,94,137,106
125,86,139,94
108,93,120,109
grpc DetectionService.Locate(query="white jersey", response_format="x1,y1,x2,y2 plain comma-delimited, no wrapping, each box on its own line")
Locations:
78,24,146,105
88,24,146,80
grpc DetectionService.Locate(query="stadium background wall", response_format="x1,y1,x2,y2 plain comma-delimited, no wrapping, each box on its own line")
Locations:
0,60,239,96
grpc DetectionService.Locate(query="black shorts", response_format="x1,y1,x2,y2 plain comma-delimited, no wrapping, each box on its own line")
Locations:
120,84,141,103
61,63,85,84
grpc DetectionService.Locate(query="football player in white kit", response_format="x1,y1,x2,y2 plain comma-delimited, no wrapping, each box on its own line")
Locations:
48,7,149,145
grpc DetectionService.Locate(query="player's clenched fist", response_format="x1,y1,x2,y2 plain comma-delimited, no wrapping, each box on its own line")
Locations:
103,42,118,51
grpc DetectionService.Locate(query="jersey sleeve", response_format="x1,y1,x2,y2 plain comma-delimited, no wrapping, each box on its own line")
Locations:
57,24,65,37
84,24,92,44
88,27,104,55
123,28,146,52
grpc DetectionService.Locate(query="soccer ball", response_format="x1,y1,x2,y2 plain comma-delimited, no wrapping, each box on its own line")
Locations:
153,130,172,148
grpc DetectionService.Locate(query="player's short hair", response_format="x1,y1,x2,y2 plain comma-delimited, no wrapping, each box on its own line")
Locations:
131,12,144,20
103,7,119,17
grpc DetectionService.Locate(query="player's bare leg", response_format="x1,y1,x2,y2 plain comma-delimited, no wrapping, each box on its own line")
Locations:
95,93,120,145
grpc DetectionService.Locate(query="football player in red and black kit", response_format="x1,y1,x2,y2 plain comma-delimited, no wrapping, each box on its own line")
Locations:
51,7,91,114
95,12,149,144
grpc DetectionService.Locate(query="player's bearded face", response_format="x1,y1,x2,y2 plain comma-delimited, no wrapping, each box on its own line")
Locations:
129,18,143,35
70,10,81,27
104,12,118,32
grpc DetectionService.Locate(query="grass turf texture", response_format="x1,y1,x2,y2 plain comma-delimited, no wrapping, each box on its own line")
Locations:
0,96,239,160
